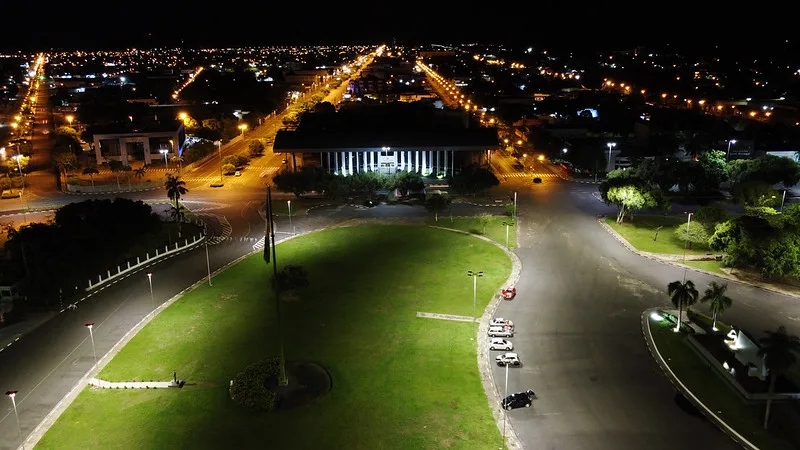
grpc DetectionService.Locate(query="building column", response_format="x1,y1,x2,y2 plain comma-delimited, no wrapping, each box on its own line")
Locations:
93,137,103,163
143,139,152,165
415,151,420,173
444,150,448,176
399,150,405,171
421,150,427,175
451,150,454,174
327,153,332,173
348,151,353,175
119,138,129,166
407,151,412,172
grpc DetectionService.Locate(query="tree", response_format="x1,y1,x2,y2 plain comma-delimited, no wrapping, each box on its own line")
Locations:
275,265,309,291
758,326,800,429
248,140,265,157
476,212,493,234
695,150,728,194
600,177,657,224
170,155,184,172
108,160,123,190
667,279,698,332
122,165,133,190
673,220,708,250
391,171,424,196
82,167,99,192
731,180,778,207
425,193,451,222
221,163,236,175
700,281,732,331
134,166,146,183
164,174,188,236
52,126,82,153
694,206,729,233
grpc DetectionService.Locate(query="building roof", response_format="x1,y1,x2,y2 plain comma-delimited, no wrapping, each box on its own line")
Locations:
90,121,183,137
273,128,498,153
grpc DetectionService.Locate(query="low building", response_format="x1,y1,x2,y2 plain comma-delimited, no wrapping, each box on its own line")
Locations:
91,121,185,166
273,128,498,176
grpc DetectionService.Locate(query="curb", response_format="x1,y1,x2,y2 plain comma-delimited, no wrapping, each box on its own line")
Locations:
64,186,160,195
641,308,759,449
597,218,800,300
427,224,524,449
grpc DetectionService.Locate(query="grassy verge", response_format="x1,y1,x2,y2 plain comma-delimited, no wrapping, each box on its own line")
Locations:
425,216,517,249
605,216,710,255
649,317,794,450
38,225,510,449
683,260,727,275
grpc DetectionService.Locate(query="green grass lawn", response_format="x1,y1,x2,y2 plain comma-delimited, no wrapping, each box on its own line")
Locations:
649,318,795,450
425,216,517,249
683,260,727,275
605,216,711,255
38,225,511,450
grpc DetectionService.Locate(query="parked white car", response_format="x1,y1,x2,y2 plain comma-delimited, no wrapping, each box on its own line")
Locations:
489,338,513,351
487,326,513,337
490,318,514,328
495,352,521,366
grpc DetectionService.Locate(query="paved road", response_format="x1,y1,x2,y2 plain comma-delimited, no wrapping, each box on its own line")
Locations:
490,168,800,449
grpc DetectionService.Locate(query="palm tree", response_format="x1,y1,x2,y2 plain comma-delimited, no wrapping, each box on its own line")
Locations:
164,174,188,237
700,281,733,331
134,166,146,184
667,279,698,332
758,326,800,429
170,155,184,172
82,167,99,192
108,160,123,190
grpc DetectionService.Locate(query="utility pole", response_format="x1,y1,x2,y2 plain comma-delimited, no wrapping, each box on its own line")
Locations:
265,186,288,386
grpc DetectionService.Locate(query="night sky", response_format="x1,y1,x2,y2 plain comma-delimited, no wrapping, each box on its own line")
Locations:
0,2,790,53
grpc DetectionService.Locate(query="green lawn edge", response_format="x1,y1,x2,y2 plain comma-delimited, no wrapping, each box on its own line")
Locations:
425,216,517,249
37,225,511,450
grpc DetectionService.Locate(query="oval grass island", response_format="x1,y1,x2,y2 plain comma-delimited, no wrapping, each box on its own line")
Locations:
37,224,512,449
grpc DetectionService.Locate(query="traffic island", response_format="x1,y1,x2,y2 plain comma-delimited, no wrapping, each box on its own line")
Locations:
643,308,798,450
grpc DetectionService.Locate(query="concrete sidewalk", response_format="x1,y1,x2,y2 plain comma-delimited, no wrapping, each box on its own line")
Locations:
88,378,180,389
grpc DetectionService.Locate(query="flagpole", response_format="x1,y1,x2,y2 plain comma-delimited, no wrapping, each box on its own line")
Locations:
265,185,288,386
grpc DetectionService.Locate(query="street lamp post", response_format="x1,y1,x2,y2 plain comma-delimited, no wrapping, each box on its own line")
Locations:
216,140,223,182
606,142,617,171
287,200,294,235
513,191,517,221
85,322,97,363
203,228,212,287
160,149,169,170
502,221,514,249
780,189,787,213
5,390,21,439
466,270,484,339
726,139,737,161
146,272,154,310
501,362,509,449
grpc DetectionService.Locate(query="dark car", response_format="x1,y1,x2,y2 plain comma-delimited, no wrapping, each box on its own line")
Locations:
501,390,535,410
533,177,542,184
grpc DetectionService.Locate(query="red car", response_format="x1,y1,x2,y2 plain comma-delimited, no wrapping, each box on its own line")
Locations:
500,287,516,300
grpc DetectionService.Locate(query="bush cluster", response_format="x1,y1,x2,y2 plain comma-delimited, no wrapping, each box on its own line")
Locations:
229,358,280,411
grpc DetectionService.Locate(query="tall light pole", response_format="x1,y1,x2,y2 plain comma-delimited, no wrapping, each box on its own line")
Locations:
513,191,517,221
780,189,787,213
6,390,21,439
85,322,97,364
216,140,223,183
160,149,169,170
606,142,617,171
726,139,737,162
287,200,294,235
501,362,509,449
146,272,154,310
466,270,483,339
502,221,514,249
682,212,694,282
203,227,212,287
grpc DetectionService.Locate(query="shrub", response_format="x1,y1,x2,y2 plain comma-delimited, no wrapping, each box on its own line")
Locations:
229,358,280,411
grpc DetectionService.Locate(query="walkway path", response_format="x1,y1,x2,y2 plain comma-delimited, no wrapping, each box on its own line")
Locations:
88,378,179,389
